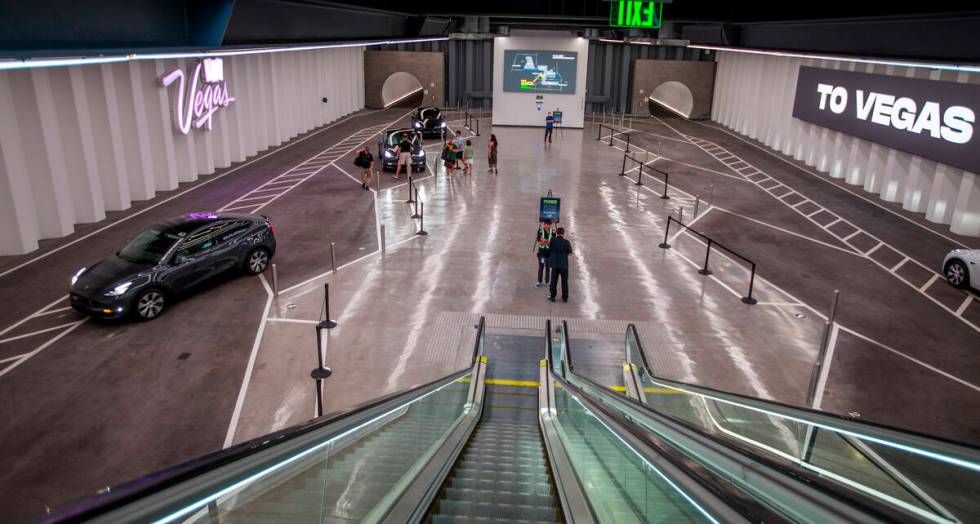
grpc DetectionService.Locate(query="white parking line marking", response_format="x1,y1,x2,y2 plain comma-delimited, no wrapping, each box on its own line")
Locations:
0,321,83,345
955,295,974,315
920,274,940,291
865,242,884,256
890,257,909,272
30,306,73,318
0,295,67,339
842,230,861,241
712,206,861,258
266,317,319,325
0,320,86,379
223,273,273,448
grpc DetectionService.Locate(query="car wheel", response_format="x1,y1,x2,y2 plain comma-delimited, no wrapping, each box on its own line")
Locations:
245,247,271,275
944,260,969,289
133,288,166,321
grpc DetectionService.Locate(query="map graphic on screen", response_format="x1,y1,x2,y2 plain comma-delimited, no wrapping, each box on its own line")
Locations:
503,50,577,94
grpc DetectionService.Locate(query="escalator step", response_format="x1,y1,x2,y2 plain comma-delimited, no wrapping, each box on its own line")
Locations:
440,487,559,508
429,515,557,524
433,500,560,521
445,477,555,495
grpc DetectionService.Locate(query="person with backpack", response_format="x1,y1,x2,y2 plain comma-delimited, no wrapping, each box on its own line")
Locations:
534,219,555,288
354,147,373,190
443,141,456,174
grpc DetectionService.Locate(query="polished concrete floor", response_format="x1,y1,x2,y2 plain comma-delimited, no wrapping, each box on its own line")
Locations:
0,104,977,521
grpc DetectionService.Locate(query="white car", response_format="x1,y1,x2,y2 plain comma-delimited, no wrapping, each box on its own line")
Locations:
943,249,979,289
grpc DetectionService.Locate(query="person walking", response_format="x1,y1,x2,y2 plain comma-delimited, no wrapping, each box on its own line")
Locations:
487,134,498,174
443,141,456,174
544,113,554,143
393,132,413,180
534,219,555,288
548,227,572,303
354,147,373,190
464,139,474,174
454,133,466,169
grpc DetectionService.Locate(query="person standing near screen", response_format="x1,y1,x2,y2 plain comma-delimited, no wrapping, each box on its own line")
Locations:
548,227,572,303
544,113,554,143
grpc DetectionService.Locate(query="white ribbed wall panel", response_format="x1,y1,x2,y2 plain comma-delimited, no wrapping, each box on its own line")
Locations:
712,51,980,237
0,47,366,255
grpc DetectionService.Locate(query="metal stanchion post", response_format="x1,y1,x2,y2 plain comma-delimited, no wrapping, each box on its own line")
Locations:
742,262,758,304
330,242,337,274
661,171,670,200
645,149,649,165
678,207,684,224
626,134,631,153
620,153,627,177
311,283,336,418
272,263,279,297
411,181,421,219
699,239,713,276
708,184,715,207
807,290,840,406
658,141,663,158
635,164,643,186
693,195,701,218
416,201,428,236
658,216,672,249
476,119,480,136
380,224,386,256
406,176,415,204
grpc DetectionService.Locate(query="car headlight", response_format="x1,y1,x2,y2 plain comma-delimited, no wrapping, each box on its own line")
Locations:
414,122,421,128
71,267,87,286
104,281,133,297
440,122,447,128
413,151,425,158
384,150,394,159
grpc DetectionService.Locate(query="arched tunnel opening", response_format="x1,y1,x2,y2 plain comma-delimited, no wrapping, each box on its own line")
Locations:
381,71,426,108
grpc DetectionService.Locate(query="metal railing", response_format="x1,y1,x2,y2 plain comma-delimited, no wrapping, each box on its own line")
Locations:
620,152,670,198
658,215,758,304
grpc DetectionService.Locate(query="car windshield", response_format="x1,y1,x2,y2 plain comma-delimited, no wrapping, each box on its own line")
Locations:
386,133,420,148
420,108,440,120
118,226,183,265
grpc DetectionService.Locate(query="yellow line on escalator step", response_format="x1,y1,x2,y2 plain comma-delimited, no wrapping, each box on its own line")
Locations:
485,379,540,387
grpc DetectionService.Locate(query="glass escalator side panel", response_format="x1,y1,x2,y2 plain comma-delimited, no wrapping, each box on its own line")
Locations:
180,378,472,524
625,373,976,523
552,384,716,523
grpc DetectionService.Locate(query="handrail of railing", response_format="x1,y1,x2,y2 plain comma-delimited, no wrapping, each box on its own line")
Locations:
659,215,758,304
471,316,486,363
47,364,475,523
561,320,573,373
555,370,931,524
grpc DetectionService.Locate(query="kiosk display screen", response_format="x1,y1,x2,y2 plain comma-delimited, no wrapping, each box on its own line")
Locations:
539,197,561,222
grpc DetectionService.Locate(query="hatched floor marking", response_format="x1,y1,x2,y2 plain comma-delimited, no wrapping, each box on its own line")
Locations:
681,134,978,333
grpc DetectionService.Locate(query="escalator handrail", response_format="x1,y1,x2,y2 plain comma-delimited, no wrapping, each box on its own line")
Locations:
471,315,486,362
554,370,922,524
625,323,654,374
48,366,475,523
624,326,980,464
562,319,574,372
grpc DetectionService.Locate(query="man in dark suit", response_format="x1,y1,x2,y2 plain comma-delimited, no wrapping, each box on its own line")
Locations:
547,227,572,303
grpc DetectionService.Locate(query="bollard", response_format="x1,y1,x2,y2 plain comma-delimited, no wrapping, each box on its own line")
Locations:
380,224,386,255
625,133,631,153
658,141,663,158
635,164,643,186
645,149,650,165
698,239,713,276
678,207,684,224
376,168,381,192
272,263,279,297
806,290,840,406
411,181,421,219
312,283,336,418
694,195,701,218
476,119,480,136
416,201,429,236
658,216,672,249
741,262,758,304
406,176,415,204
330,242,337,274
661,171,670,200
620,153,627,177
708,184,715,207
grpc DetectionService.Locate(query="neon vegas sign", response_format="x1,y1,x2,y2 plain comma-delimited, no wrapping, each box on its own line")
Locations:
160,58,236,135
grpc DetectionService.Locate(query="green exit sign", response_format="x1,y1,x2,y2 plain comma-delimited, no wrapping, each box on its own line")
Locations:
610,1,663,28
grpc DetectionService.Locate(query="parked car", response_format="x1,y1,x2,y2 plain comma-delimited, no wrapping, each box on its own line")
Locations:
379,129,427,172
412,106,447,138
943,248,978,290
69,213,276,321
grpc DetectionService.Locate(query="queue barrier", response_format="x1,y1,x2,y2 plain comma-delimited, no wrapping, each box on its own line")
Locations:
659,215,758,305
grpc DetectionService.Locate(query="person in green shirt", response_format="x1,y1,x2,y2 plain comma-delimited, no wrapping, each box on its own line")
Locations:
464,139,474,174
394,133,414,180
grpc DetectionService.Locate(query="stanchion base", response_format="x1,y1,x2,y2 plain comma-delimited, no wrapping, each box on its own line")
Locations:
741,297,758,305
660,195,670,200
698,269,713,276
416,230,429,236
635,182,643,186
317,319,338,330
406,199,416,204
619,172,625,176
411,214,421,219
658,243,671,249
310,367,332,380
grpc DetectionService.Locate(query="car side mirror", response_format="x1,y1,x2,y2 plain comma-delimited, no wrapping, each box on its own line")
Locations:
173,255,187,265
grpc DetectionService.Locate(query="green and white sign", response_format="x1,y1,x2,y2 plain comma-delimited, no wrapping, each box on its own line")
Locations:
609,1,663,29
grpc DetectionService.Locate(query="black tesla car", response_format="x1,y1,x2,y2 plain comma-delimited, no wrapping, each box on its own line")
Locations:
411,106,447,138
69,213,276,321
379,129,427,172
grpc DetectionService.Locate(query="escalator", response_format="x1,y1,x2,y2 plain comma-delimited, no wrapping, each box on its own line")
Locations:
49,318,980,523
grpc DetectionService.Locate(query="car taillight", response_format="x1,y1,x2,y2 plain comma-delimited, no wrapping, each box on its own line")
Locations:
269,224,276,235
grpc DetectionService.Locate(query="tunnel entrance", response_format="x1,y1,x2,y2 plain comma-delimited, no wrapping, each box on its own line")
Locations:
647,81,695,119
381,71,425,108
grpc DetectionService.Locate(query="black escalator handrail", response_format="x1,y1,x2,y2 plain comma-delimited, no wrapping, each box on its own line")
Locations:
48,366,475,523
562,319,574,372
471,315,486,363
627,334,980,463
545,318,552,361
625,323,653,373
554,371,919,524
